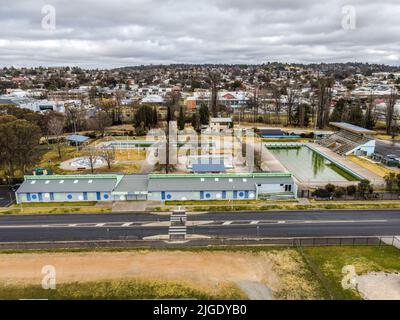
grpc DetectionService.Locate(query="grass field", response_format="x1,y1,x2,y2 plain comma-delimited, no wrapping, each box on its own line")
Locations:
301,246,400,299
0,279,245,300
0,246,398,299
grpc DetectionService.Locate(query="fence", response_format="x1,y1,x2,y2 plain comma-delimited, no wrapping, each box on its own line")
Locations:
0,236,397,250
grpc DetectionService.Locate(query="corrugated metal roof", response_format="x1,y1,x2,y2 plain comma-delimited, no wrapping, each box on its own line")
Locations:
329,122,376,134
112,175,149,194
16,176,117,193
148,175,293,192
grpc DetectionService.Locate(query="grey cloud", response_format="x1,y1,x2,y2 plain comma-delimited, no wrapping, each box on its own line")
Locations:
0,0,399,67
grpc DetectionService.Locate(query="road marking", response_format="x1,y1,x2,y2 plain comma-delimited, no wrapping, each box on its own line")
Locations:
250,221,259,225
95,223,105,227
222,221,233,225
68,224,77,227
278,221,286,224
122,222,133,227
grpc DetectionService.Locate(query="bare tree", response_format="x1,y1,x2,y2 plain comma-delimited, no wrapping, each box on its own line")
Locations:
272,85,282,124
84,147,100,174
286,80,301,126
208,70,220,117
93,110,112,137
101,146,115,169
385,89,398,136
315,77,334,129
47,116,65,159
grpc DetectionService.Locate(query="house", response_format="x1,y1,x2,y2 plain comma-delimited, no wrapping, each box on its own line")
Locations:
210,117,233,132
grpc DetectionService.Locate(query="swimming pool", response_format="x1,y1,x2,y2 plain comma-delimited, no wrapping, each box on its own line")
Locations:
267,146,359,182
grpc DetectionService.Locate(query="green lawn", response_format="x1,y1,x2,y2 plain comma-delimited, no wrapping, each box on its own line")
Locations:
301,246,400,299
0,279,245,300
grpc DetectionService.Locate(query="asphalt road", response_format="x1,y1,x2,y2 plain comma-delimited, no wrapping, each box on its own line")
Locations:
375,139,400,157
0,209,400,243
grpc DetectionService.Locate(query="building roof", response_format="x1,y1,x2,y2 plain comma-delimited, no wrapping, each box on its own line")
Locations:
259,129,285,136
329,122,376,135
192,163,225,173
148,173,293,192
66,134,90,143
112,175,149,195
16,175,119,193
210,117,232,123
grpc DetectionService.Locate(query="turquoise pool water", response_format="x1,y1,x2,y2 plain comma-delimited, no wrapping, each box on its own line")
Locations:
267,146,359,182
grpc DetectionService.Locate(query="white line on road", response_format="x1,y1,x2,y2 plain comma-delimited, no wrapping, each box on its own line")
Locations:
68,224,77,227
95,223,106,227
222,221,233,225
122,222,133,227
278,221,286,224
250,221,259,225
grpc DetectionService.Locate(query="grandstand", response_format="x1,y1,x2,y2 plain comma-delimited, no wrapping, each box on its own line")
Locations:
318,122,376,156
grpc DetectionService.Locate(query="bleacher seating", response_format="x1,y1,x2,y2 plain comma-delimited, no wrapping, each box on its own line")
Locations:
318,130,373,156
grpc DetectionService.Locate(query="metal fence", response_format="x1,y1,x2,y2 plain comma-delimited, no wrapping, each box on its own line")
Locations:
0,236,397,250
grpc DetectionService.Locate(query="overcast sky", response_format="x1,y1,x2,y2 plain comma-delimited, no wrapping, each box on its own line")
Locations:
1,0,399,68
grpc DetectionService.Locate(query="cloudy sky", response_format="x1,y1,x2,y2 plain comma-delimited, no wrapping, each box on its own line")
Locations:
1,0,399,68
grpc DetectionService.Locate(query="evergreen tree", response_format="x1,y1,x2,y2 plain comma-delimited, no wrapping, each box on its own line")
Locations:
330,98,346,122
347,102,363,126
177,107,186,130
199,105,210,125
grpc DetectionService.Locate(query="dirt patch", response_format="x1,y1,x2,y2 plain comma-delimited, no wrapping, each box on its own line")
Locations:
356,272,400,300
0,249,318,299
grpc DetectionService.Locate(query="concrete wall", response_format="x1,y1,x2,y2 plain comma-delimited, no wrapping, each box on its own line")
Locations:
148,190,257,201
17,191,112,203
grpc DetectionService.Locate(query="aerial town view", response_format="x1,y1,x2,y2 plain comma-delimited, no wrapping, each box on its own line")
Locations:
0,0,400,313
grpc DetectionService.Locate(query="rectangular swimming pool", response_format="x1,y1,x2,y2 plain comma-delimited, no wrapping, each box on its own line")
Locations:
267,146,359,182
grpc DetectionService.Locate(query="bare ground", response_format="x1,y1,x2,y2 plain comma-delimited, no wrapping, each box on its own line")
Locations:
355,272,400,300
0,249,321,299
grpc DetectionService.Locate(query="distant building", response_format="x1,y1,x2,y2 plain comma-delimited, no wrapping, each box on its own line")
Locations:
210,117,233,132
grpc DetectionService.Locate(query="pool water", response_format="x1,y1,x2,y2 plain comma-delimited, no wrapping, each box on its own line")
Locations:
267,146,359,182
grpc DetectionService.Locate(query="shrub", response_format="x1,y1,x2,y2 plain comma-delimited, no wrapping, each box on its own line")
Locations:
325,184,336,193
346,185,356,196
334,187,346,198
313,188,331,198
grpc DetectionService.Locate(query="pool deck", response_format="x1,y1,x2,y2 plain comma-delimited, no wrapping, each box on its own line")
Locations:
262,142,385,189
306,143,385,187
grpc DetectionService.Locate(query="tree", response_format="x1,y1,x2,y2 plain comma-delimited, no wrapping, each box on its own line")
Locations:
93,110,112,137
315,76,334,129
385,89,398,136
384,172,396,192
346,185,357,196
47,116,65,159
208,70,220,117
286,81,301,125
330,99,347,122
84,147,100,174
191,112,201,132
357,180,372,197
0,117,41,178
133,105,158,133
294,103,311,127
177,106,186,131
347,102,363,126
199,105,210,125
101,147,115,169
325,183,336,194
